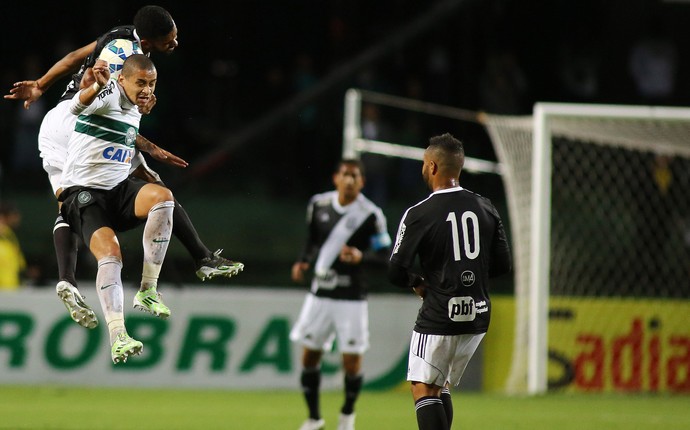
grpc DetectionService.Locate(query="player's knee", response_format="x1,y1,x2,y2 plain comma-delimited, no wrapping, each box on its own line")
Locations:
410,381,441,399
302,348,323,368
100,240,121,258
342,353,362,374
88,228,122,260
145,184,174,204
155,186,174,203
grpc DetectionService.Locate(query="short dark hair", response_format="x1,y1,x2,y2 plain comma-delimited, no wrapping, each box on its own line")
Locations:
336,158,365,177
134,5,175,41
428,132,465,172
122,54,156,77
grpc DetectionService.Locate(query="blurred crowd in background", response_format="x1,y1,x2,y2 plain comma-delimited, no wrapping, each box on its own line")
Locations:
2,0,690,288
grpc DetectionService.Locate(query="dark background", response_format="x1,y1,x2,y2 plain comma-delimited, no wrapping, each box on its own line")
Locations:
2,0,689,291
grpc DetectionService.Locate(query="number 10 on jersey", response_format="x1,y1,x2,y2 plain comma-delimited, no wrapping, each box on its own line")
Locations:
446,211,480,261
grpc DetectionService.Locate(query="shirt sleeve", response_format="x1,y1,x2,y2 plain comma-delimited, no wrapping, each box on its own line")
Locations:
69,85,110,116
389,207,424,269
299,197,320,263
489,204,512,278
370,207,392,251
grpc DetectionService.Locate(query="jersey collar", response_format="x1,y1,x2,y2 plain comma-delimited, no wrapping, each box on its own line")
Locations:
133,29,142,46
131,30,151,57
331,192,362,214
431,185,463,196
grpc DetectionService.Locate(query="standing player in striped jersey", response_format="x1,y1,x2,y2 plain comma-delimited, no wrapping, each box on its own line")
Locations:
290,159,392,430
388,133,512,430
60,55,174,363
4,6,242,330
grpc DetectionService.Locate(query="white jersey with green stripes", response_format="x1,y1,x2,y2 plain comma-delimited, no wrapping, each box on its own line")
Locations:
60,80,141,191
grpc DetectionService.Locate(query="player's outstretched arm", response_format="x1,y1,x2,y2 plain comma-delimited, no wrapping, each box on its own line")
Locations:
135,134,189,168
4,41,96,109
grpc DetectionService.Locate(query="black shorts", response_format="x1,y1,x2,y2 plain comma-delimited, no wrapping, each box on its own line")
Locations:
60,177,149,247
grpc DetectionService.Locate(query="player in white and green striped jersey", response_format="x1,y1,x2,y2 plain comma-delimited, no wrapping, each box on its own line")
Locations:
60,55,173,363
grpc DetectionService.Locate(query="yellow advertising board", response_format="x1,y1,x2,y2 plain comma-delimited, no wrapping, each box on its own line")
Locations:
484,296,690,393
549,297,690,393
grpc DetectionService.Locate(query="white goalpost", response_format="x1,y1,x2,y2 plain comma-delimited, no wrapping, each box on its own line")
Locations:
344,88,690,395
487,103,690,394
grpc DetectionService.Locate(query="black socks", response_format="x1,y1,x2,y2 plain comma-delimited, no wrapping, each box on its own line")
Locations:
172,200,211,262
341,373,363,415
301,368,321,420
53,215,78,286
415,396,449,430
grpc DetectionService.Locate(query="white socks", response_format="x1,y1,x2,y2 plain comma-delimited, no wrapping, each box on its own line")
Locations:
96,256,125,344
141,201,175,291
96,201,174,343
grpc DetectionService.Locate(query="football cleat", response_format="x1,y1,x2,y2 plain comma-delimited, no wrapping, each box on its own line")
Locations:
337,413,355,430
195,249,244,281
56,281,98,329
133,285,170,319
111,333,143,364
298,418,325,430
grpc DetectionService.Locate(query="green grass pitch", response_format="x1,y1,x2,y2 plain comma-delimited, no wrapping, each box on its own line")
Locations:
0,385,688,429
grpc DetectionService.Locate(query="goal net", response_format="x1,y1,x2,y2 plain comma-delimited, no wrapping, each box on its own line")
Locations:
343,89,690,395
484,103,690,395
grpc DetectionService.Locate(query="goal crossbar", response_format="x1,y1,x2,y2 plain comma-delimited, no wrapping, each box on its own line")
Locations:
343,88,503,174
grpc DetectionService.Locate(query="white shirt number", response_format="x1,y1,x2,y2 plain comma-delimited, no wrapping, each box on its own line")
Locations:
446,211,480,261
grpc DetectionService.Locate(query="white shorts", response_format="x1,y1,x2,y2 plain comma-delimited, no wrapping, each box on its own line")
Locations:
407,330,485,388
289,294,369,354
38,100,156,194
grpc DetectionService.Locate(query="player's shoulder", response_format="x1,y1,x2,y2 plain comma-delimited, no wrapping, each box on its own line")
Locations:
310,191,335,208
355,193,384,213
458,187,502,217
459,187,493,204
400,193,434,222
